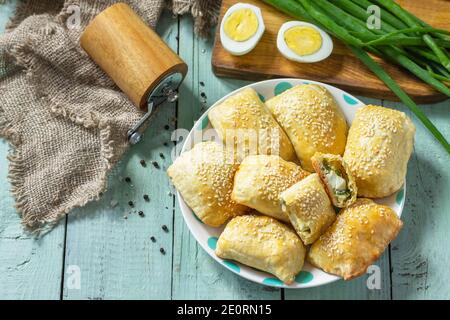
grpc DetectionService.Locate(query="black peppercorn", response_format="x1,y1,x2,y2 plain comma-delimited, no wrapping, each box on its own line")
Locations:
138,211,145,217
160,248,166,255
143,194,150,202
152,161,160,169
128,201,134,207
124,177,131,183
162,225,169,232
150,236,156,242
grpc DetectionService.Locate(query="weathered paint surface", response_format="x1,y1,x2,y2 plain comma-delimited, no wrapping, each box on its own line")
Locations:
1,4,449,299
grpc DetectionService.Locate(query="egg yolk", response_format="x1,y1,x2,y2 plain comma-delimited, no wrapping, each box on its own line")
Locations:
224,9,259,42
284,26,323,56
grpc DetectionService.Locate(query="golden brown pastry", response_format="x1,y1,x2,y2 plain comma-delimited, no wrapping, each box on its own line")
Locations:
308,198,403,280
208,87,296,161
167,141,248,227
311,153,357,208
216,215,306,284
343,105,415,198
231,155,309,222
266,84,348,171
280,173,336,244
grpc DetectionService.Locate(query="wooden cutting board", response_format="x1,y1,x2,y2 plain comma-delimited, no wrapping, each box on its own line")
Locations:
212,0,450,103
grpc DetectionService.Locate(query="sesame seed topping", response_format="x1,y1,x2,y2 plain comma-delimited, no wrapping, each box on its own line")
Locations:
208,88,293,159
311,198,401,262
167,142,247,223
237,155,309,206
343,105,414,193
266,84,346,151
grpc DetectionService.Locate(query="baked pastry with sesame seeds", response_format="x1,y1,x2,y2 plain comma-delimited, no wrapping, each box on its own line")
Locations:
266,84,348,172
280,174,336,245
216,215,306,284
343,105,415,198
311,153,357,208
167,141,248,227
231,155,310,222
308,198,403,280
208,87,296,162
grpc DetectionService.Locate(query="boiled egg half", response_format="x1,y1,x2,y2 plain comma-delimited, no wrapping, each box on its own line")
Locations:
220,3,265,56
277,21,333,63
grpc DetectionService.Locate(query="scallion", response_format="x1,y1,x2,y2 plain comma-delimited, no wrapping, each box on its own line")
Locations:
350,46,450,153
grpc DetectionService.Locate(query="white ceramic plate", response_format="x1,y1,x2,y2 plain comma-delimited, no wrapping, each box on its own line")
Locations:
176,78,405,288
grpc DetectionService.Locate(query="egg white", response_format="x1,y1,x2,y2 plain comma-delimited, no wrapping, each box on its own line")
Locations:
220,3,265,56
277,21,333,63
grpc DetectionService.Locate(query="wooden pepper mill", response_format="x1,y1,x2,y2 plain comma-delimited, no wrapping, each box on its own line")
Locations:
80,3,188,144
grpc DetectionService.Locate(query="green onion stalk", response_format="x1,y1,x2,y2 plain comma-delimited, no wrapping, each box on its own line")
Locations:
261,0,450,153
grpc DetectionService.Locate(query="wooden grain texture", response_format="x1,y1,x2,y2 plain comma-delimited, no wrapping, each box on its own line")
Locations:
0,0,66,301
0,141,66,300
212,0,450,103
1,2,450,300
171,15,281,299
389,98,450,299
80,3,187,109
62,11,178,300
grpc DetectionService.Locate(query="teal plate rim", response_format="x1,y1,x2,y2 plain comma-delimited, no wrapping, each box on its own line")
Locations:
176,78,406,289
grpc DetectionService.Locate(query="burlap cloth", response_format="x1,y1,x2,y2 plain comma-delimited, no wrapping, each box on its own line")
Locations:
0,0,221,232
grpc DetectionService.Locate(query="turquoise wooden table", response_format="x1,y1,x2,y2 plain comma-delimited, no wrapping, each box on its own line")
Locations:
1,2,449,300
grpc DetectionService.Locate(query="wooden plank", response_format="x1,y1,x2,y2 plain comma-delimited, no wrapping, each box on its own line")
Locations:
0,138,66,300
285,252,391,299
1,0,448,300
0,0,65,301
171,15,281,299
285,97,392,300
62,11,178,300
212,0,449,103
389,98,450,299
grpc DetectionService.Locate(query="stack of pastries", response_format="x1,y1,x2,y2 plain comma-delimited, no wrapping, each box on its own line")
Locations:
167,84,415,284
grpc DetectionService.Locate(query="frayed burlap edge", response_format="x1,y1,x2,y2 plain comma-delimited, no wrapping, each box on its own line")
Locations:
5,0,64,32
1,0,221,234
5,1,34,32
1,95,115,234
171,0,221,38
2,36,116,234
